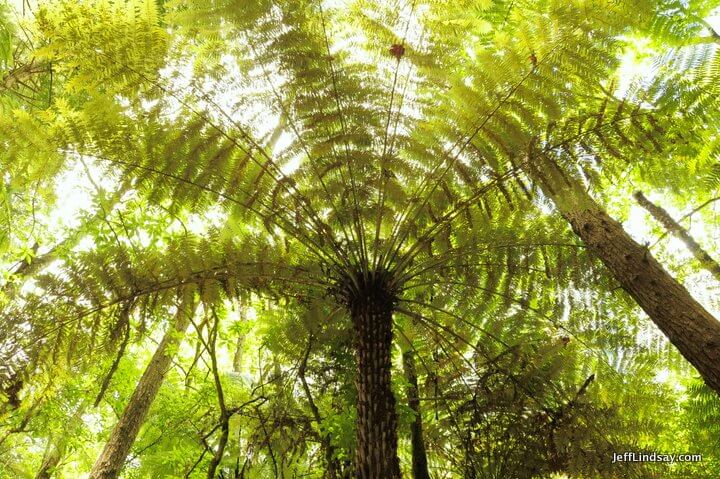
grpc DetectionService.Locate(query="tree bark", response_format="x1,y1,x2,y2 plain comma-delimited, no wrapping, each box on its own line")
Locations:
89,292,196,479
204,310,231,479
633,190,720,281
350,300,401,478
402,350,431,479
525,155,720,394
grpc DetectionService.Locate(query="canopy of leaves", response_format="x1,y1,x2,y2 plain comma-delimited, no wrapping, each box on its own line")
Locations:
1,0,719,477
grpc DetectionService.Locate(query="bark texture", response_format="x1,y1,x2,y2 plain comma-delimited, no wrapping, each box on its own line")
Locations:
89,293,196,479
351,298,401,478
402,350,431,479
526,155,720,394
634,190,720,281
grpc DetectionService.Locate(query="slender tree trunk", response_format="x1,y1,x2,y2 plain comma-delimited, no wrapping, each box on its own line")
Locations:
350,299,401,478
402,351,431,479
232,335,245,373
299,337,341,479
205,311,230,479
633,191,720,281
35,403,89,479
232,312,247,479
89,292,196,479
463,428,477,479
232,299,248,373
35,435,66,479
525,155,720,394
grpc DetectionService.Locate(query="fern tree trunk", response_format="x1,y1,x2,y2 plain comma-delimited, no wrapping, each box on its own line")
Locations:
402,350,431,479
89,293,196,479
349,294,401,478
526,155,720,394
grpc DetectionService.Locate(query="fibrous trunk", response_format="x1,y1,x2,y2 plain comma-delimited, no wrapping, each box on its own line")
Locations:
526,155,720,394
350,298,401,478
89,293,196,479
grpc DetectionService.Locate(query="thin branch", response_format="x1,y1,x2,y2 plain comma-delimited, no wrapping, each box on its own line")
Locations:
650,196,720,247
93,304,132,407
205,308,230,479
635,191,720,281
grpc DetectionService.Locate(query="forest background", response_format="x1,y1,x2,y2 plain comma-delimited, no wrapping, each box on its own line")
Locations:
1,0,720,478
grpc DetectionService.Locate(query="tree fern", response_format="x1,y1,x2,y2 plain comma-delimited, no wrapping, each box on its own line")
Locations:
1,0,719,477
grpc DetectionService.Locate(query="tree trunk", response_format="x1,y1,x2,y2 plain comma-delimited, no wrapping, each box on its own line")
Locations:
525,155,720,394
205,311,230,479
232,299,249,373
633,190,720,281
35,435,66,479
35,402,89,479
89,292,196,479
402,350,431,479
350,300,401,478
299,337,342,479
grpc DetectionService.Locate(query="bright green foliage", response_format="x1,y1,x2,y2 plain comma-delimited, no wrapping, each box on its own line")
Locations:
34,0,169,97
0,0,719,478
